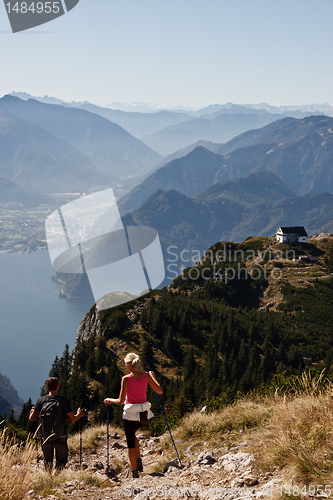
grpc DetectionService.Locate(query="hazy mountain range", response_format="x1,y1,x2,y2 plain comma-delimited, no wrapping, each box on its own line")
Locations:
10,91,333,117
1,93,333,270
0,111,104,193
57,168,333,298
119,116,333,214
122,171,333,259
77,103,193,139
0,95,161,193
140,112,286,155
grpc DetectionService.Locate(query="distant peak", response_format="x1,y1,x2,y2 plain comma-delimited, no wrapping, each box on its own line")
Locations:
1,94,20,101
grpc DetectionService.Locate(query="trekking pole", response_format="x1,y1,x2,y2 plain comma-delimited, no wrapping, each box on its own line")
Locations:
155,393,182,467
79,418,82,468
106,407,110,476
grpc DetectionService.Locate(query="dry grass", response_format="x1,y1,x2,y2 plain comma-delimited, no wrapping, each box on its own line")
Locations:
174,400,272,440
3,371,333,498
172,371,333,485
30,468,104,495
0,430,37,500
257,393,333,483
0,425,118,500
68,423,121,454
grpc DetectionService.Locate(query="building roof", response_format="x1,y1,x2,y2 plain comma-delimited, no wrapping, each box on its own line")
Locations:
277,226,308,236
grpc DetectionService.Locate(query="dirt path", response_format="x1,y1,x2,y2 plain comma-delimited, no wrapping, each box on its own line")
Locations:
24,431,284,500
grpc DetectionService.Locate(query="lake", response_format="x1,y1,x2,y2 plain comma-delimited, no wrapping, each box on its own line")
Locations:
0,250,94,404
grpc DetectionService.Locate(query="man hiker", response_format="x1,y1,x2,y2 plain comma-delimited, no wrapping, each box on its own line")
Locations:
29,376,84,475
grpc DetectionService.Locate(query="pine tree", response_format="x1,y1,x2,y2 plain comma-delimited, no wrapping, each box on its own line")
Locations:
141,337,155,370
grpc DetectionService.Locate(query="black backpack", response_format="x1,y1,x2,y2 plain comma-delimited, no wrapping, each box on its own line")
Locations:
39,397,65,444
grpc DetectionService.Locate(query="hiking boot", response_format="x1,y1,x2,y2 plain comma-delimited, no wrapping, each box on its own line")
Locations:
136,457,143,472
132,469,139,478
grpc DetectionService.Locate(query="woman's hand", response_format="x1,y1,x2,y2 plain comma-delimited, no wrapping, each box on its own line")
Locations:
104,398,112,406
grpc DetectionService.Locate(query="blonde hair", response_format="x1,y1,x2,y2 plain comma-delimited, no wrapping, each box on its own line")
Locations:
124,352,140,367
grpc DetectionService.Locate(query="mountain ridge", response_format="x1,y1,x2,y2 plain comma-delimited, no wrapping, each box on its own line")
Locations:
0,111,104,193
119,115,333,215
141,112,284,155
0,95,161,182
123,171,333,260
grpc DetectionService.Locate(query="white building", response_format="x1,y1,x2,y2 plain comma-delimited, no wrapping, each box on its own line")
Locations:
276,226,308,244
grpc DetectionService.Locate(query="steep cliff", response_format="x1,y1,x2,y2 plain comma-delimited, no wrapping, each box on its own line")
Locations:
75,309,102,346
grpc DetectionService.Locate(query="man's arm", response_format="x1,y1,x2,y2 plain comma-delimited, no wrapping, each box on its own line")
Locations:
29,408,39,422
66,408,85,423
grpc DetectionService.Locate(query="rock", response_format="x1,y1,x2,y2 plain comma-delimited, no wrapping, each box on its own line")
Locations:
75,309,102,346
97,475,113,487
243,475,259,486
136,433,148,440
111,432,119,439
88,461,104,470
112,441,125,450
197,450,216,465
189,465,202,474
163,460,181,473
200,455,216,465
142,448,155,456
63,480,82,487
106,464,120,478
220,452,255,474
231,478,245,487
23,491,37,498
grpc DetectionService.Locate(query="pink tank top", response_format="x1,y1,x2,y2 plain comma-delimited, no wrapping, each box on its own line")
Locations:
125,372,148,404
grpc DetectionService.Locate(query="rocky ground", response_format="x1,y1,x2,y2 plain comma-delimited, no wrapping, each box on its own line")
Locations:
23,430,284,500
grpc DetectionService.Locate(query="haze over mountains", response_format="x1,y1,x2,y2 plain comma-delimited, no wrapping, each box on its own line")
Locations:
77,103,193,139
140,112,286,155
1,92,333,270
0,111,103,193
10,91,333,116
0,176,53,205
0,95,161,194
122,171,333,258
119,116,333,215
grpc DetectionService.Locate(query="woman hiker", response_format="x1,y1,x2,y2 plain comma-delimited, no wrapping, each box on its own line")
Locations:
104,352,162,478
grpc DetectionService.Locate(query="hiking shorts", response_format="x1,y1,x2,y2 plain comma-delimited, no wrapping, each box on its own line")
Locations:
123,419,142,448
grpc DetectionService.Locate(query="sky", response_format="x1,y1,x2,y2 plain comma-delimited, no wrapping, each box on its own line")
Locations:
0,0,332,108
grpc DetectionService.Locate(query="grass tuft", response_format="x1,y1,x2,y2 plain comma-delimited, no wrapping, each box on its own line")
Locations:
258,393,333,482
0,430,37,500
175,400,271,440
68,424,120,454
